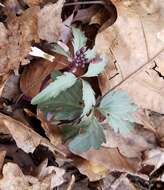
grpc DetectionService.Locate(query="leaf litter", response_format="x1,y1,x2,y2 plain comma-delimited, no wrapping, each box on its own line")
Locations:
0,0,164,189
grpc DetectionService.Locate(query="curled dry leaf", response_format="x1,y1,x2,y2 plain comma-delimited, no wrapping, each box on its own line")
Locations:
38,1,65,43
38,111,62,146
20,56,69,97
0,113,65,156
35,159,65,188
0,162,65,190
73,147,140,181
96,0,164,113
143,148,164,173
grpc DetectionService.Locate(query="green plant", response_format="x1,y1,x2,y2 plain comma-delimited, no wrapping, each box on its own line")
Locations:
31,27,137,153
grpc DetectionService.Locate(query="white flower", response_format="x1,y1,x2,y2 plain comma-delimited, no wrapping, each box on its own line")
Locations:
29,47,55,62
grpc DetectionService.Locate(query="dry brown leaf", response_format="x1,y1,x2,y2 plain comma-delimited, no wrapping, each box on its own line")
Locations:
1,73,20,101
73,147,140,181
74,157,108,181
0,7,40,75
38,111,62,146
24,0,44,6
0,113,65,156
102,125,156,158
20,56,68,97
38,1,65,42
0,162,65,190
0,151,6,174
109,175,138,190
143,148,164,172
35,159,65,188
96,0,164,113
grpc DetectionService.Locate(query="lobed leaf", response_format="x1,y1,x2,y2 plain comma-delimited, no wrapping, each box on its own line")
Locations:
83,55,108,77
51,43,70,58
98,90,137,134
85,48,96,61
69,116,106,152
31,72,77,105
81,80,96,116
39,80,83,121
72,27,87,53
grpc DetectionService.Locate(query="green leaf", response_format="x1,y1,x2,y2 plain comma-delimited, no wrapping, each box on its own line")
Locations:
82,80,95,116
51,43,70,58
31,72,77,105
83,55,108,77
69,116,106,152
72,27,87,53
39,80,83,121
98,90,137,134
51,70,62,81
85,48,96,61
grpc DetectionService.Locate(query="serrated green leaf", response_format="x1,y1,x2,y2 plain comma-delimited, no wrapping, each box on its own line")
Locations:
98,90,137,134
83,55,108,77
82,80,95,116
69,116,106,152
72,27,87,53
51,43,70,58
31,72,77,105
85,48,96,61
39,80,83,121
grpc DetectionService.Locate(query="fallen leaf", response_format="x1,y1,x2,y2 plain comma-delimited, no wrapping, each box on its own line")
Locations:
38,111,62,146
73,147,140,181
1,73,20,101
102,124,156,158
143,148,164,172
24,0,44,6
38,1,65,42
74,157,108,181
0,162,65,190
20,56,68,97
0,6,40,75
0,151,6,174
35,159,65,188
96,0,164,113
0,113,65,156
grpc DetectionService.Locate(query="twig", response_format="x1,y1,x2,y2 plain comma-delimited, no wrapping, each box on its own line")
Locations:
97,47,164,104
66,175,75,190
64,1,104,6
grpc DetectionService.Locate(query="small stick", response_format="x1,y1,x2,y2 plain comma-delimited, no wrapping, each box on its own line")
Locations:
66,175,75,190
64,1,104,6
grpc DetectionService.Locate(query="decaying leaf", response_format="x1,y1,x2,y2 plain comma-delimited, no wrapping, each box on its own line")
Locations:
0,113,65,156
0,161,65,190
143,148,164,172
38,1,65,42
0,6,40,75
73,147,140,181
20,56,68,97
38,111,62,146
102,124,156,158
24,0,44,6
96,0,164,114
